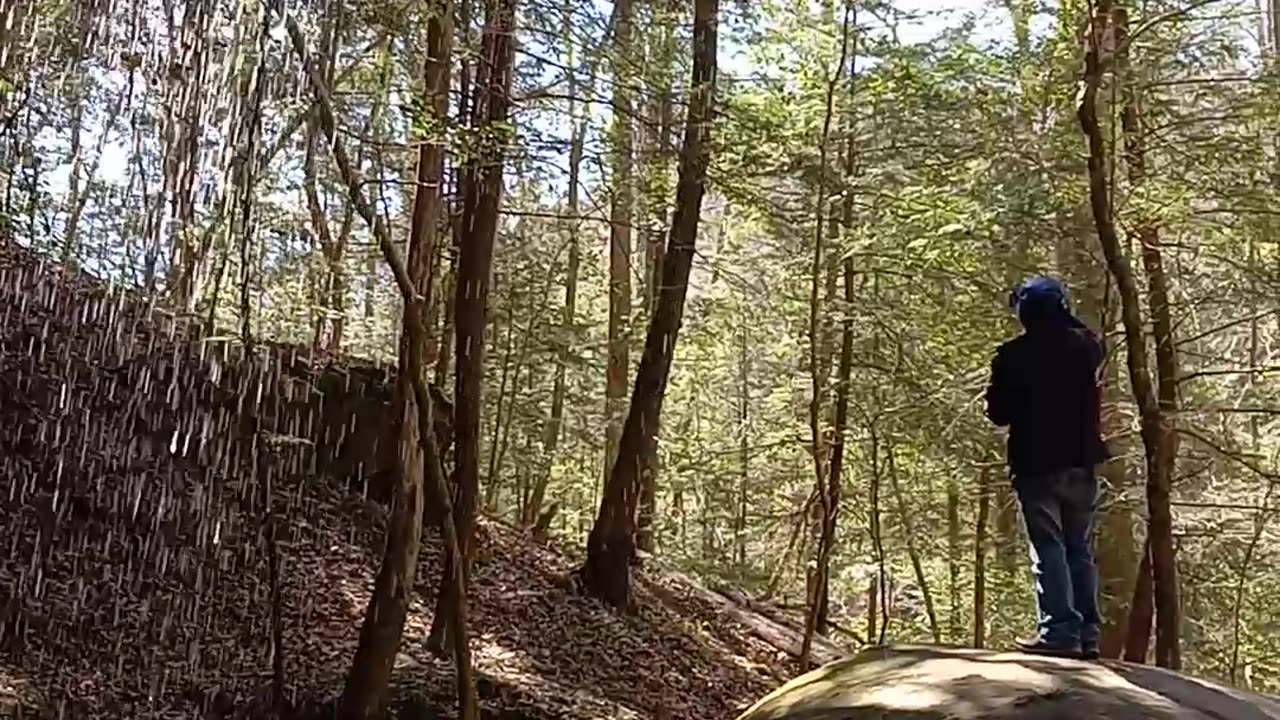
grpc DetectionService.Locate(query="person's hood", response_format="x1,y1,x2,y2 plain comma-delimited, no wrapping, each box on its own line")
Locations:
1010,275,1081,333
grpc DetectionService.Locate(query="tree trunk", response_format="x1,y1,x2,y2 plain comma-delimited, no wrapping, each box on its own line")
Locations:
947,479,961,642
801,1,854,660
974,466,990,649
579,0,718,610
605,0,635,494
1271,0,1279,56
484,307,517,510
304,23,337,349
285,9,476,718
429,0,517,656
232,6,282,692
734,320,750,573
867,577,878,645
635,0,678,555
1078,0,1179,670
525,1,608,528
869,426,888,644
802,252,854,665
1124,539,1154,663
888,444,941,643
1114,4,1181,670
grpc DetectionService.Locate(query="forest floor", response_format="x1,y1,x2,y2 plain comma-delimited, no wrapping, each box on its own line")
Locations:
0,472,840,720
0,239,846,719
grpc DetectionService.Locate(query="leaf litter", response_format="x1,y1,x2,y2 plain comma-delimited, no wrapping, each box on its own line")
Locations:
0,240,833,719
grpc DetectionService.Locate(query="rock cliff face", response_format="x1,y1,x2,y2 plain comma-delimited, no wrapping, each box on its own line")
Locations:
736,645,1280,720
0,240,432,508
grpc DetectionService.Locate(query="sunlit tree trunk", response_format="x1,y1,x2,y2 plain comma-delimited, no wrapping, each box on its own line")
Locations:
802,0,853,656
428,0,517,662
1114,4,1181,670
579,0,718,610
527,1,590,527
285,7,476,717
635,0,677,554
605,0,635,495
1079,0,1180,670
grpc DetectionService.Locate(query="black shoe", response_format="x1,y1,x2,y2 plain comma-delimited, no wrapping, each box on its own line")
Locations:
1015,636,1082,659
1080,641,1099,660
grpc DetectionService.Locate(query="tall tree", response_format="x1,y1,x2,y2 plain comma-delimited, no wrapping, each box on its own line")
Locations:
285,7,477,718
1078,0,1180,670
579,0,719,610
635,0,678,556
430,0,518,653
605,0,635,492
802,0,853,654
527,0,595,529
1114,3,1181,670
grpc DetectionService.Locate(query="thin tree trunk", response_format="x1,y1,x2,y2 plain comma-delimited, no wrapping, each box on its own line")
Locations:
734,320,750,573
1124,539,1154,663
974,466,990,649
234,4,282,693
867,577,878,644
1114,4,1181,670
528,119,583,526
801,3,854,663
887,444,941,643
1079,0,1179,670
579,0,718,610
947,479,961,642
803,251,854,663
1271,0,1279,55
605,0,636,493
526,0,610,529
59,13,88,264
762,491,813,600
487,267,557,513
636,0,677,555
63,73,128,265
428,0,517,660
286,10,476,718
869,425,889,645
1229,487,1276,685
305,3,346,353
484,307,517,510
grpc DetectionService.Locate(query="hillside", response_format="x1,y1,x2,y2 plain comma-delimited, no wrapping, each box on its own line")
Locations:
0,240,845,719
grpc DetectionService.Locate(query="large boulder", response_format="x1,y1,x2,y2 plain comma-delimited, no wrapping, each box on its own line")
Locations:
735,645,1280,720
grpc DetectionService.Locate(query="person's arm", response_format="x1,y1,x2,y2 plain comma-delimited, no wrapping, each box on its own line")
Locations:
985,346,1014,427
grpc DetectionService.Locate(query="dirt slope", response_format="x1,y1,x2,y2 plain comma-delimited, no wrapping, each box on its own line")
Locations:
0,240,839,719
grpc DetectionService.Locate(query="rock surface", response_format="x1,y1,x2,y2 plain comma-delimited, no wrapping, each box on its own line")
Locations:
736,645,1280,720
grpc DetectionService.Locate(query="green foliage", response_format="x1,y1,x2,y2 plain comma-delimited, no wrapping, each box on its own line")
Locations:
7,0,1280,697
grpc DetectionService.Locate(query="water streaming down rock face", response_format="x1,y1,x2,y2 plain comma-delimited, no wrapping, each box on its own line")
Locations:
0,239,423,714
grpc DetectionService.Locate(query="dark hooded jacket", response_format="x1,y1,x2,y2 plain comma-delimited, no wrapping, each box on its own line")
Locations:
985,288,1108,477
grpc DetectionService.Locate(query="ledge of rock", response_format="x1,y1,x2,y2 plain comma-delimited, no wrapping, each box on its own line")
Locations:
736,645,1280,720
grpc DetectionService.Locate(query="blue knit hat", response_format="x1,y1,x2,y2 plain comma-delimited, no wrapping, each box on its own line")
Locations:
1010,275,1073,330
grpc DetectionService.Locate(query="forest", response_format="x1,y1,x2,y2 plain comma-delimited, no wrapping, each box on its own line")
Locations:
2,0,1280,717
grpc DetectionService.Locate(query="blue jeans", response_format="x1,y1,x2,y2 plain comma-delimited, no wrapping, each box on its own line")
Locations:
1014,467,1101,648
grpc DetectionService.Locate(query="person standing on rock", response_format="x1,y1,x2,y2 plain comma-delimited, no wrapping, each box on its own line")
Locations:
985,275,1108,659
